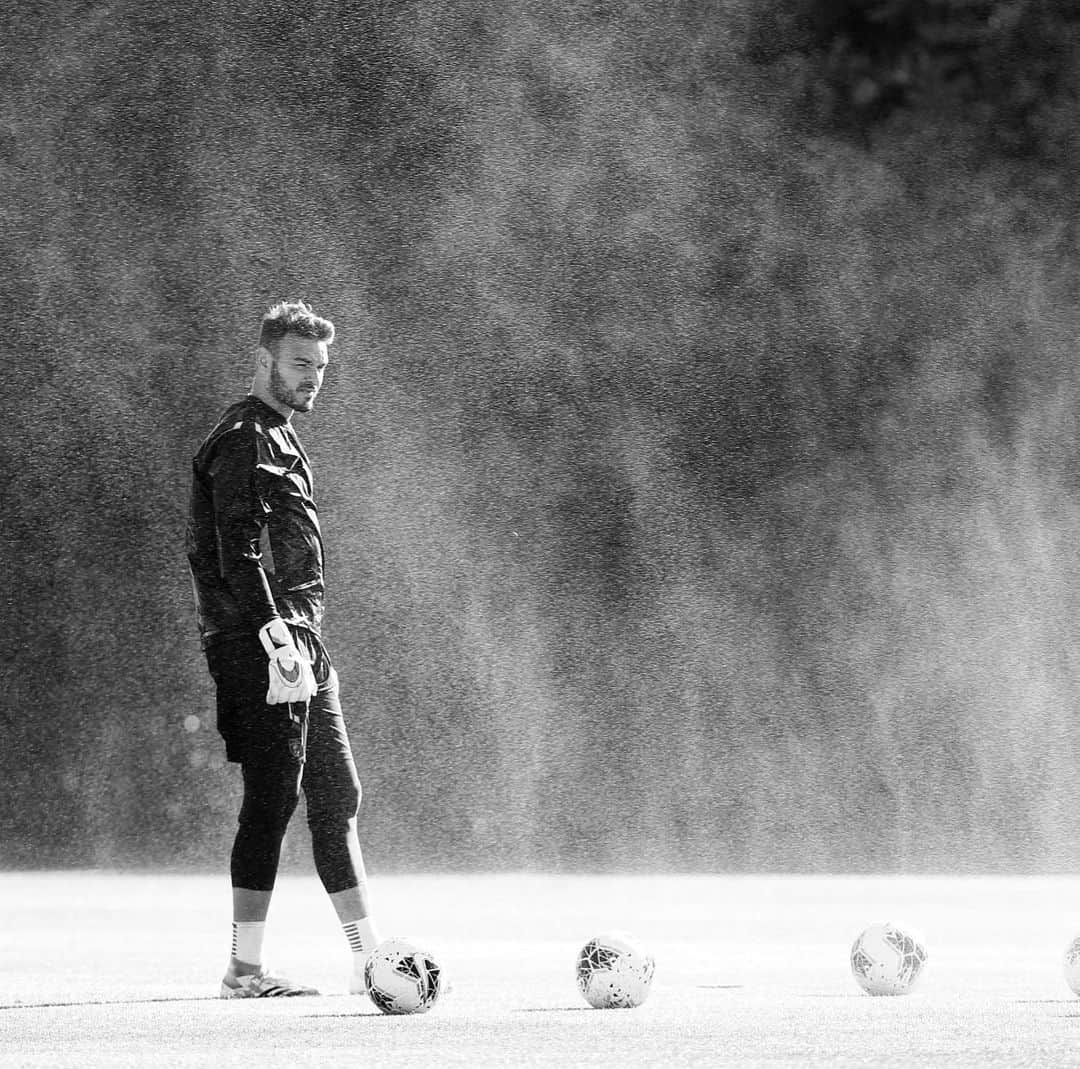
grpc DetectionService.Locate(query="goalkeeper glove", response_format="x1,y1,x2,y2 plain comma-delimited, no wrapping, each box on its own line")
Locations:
258,618,316,705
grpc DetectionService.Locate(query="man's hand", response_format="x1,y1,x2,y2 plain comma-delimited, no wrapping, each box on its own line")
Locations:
258,619,316,705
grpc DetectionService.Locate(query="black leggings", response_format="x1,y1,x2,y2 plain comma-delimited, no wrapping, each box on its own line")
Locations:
208,631,364,894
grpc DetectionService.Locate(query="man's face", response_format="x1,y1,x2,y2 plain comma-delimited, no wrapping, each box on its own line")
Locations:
267,334,329,414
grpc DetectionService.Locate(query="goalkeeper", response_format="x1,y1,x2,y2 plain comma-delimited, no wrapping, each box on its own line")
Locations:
186,300,380,998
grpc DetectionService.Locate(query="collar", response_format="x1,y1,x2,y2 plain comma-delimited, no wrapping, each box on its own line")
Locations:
245,393,291,427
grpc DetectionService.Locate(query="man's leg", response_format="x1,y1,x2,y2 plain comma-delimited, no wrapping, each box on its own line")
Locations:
209,635,319,998
302,666,381,990
225,756,300,977
221,712,318,997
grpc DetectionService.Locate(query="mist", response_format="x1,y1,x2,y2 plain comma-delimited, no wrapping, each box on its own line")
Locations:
3,0,1080,875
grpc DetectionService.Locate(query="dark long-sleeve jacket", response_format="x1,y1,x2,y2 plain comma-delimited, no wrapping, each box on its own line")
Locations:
186,395,325,649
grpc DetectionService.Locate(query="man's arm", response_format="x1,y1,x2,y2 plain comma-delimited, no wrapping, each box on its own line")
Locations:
207,427,279,631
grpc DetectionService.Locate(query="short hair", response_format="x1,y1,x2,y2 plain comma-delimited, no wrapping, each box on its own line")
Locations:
258,299,335,353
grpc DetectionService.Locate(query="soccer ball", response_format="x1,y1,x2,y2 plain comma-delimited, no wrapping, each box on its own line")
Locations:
363,938,443,1015
850,922,927,996
1062,936,1080,994
576,930,655,1009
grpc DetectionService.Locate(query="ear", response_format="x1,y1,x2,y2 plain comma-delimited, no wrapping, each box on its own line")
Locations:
256,344,273,369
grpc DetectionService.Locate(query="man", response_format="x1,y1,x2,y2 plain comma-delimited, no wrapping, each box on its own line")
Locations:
186,299,380,998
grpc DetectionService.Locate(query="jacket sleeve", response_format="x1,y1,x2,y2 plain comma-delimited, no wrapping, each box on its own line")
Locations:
207,425,279,631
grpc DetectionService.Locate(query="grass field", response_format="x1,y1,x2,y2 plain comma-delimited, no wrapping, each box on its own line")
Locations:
3,871,1080,1067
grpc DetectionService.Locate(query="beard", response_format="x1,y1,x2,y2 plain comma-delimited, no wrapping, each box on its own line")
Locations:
269,360,315,413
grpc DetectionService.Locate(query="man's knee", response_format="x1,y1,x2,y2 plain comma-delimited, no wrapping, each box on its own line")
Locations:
238,761,303,838
307,773,361,833
240,793,299,838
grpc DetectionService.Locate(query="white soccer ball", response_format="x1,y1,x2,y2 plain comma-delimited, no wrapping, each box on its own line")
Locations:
850,922,927,996
363,937,443,1015
1062,936,1080,994
576,930,655,1009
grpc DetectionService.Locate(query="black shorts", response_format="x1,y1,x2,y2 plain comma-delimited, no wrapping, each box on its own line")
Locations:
206,628,333,765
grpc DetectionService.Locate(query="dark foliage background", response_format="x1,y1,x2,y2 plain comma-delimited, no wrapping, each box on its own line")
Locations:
3,0,1080,874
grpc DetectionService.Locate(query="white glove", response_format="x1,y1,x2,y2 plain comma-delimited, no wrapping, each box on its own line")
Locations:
258,619,316,705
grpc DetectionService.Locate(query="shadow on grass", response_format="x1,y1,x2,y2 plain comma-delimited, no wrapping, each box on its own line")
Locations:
516,1006,596,1013
0,996,218,1010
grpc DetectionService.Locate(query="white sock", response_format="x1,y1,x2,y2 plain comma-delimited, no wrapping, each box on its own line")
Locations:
231,921,266,970
343,916,380,969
